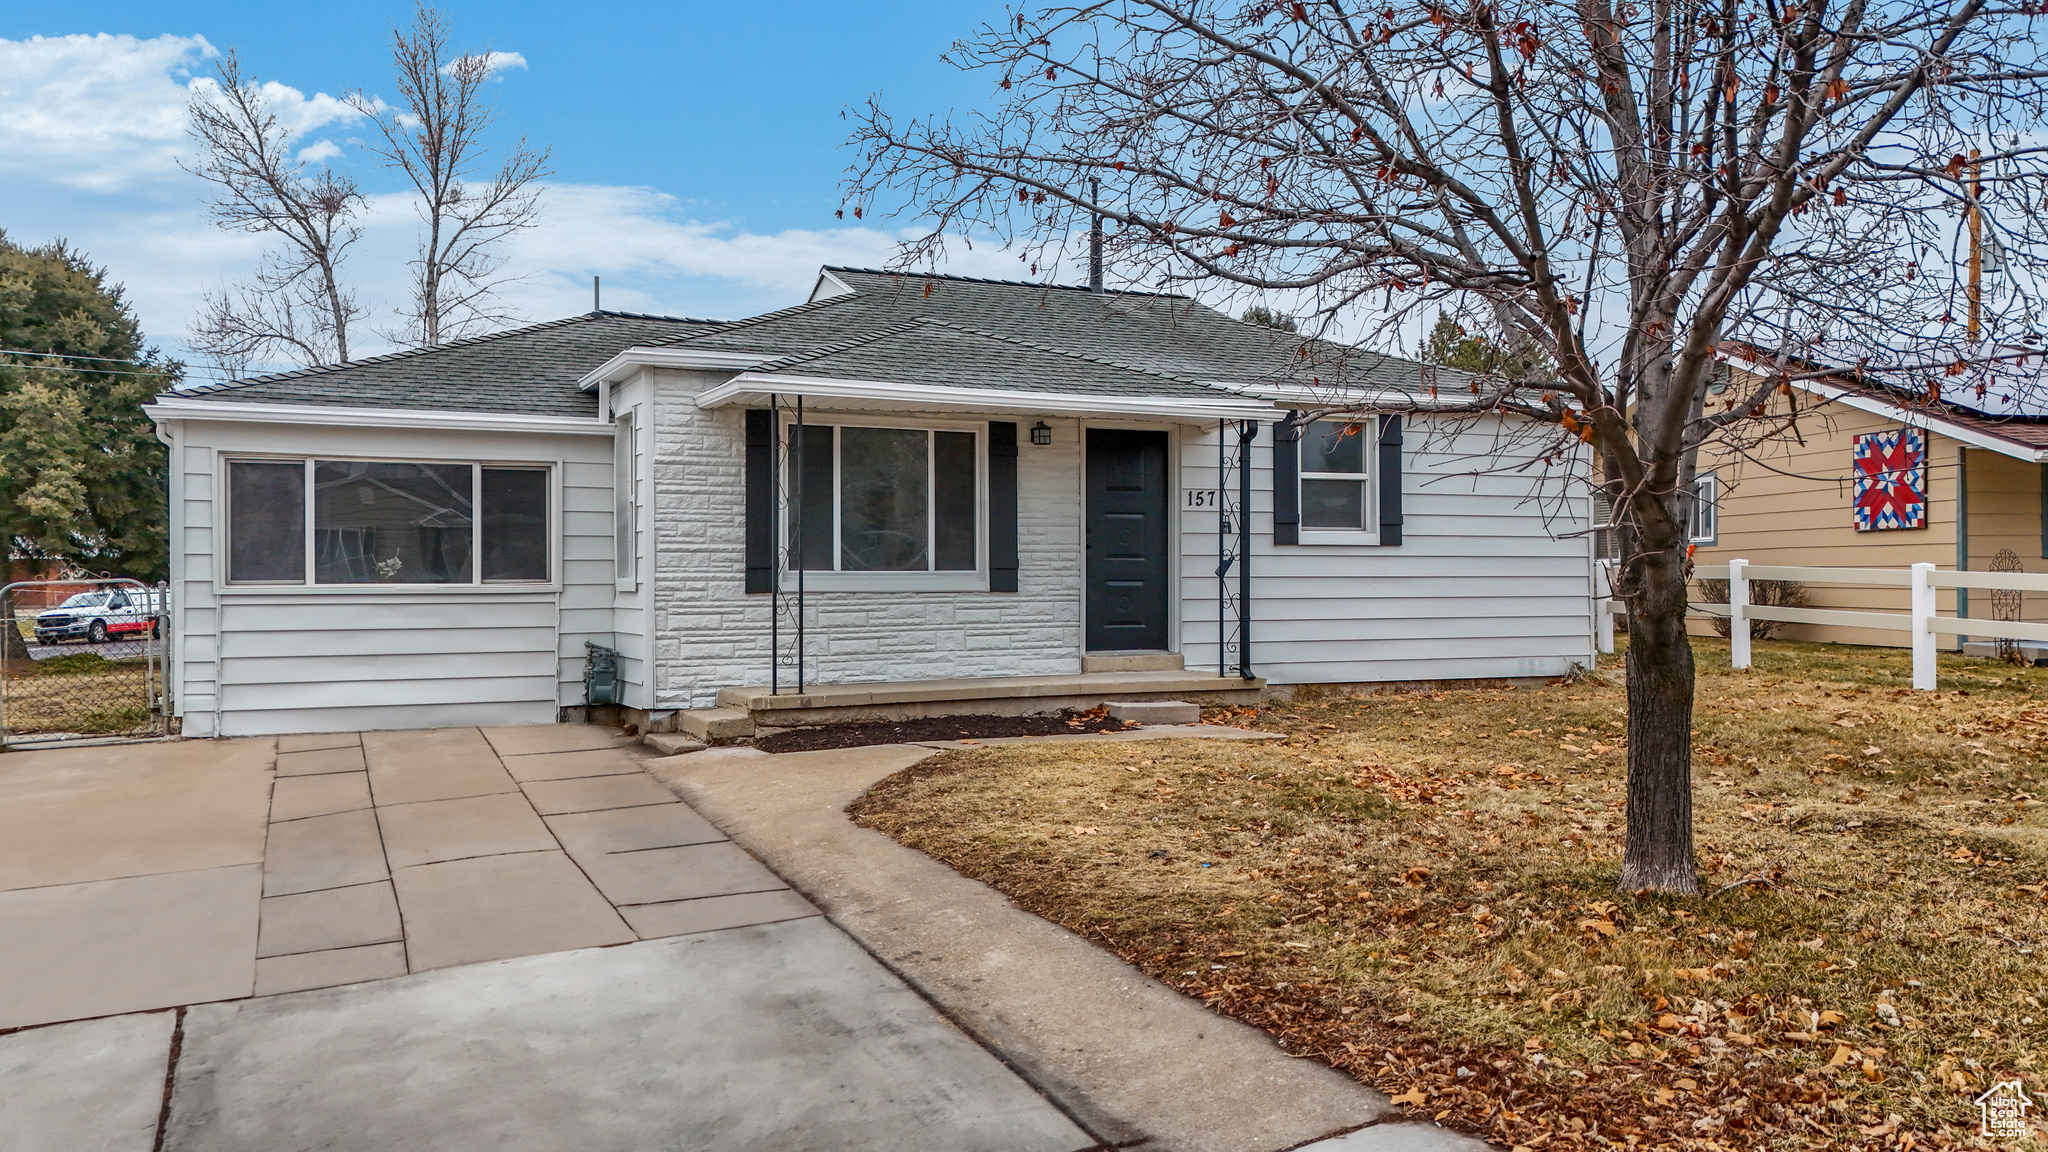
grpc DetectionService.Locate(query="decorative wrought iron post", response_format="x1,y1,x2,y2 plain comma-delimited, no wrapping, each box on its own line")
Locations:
1991,548,2024,662
1215,420,1257,679
769,395,809,694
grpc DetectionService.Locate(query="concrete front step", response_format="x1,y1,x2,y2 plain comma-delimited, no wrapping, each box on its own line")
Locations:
716,669,1264,727
676,708,755,743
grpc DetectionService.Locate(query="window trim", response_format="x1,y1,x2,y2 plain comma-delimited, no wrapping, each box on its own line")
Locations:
777,413,988,592
218,453,560,593
1296,416,1383,545
1688,472,1720,547
614,413,637,592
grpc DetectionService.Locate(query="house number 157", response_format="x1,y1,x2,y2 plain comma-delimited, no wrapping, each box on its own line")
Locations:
1182,488,1219,510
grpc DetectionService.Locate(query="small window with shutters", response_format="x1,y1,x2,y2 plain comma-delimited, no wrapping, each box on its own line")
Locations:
1276,414,1402,546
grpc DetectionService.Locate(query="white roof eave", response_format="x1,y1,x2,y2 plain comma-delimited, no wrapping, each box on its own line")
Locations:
576,346,770,391
696,372,1280,423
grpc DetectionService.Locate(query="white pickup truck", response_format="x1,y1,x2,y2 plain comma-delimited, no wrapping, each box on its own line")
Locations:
32,589,164,645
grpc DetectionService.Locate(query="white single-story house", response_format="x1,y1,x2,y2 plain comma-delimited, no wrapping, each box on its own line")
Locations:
146,268,1596,737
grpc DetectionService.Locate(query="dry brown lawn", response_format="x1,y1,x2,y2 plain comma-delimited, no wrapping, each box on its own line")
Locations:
3,654,154,734
849,639,2048,1151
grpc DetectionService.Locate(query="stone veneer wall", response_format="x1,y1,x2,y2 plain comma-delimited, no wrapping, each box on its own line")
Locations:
647,368,1086,709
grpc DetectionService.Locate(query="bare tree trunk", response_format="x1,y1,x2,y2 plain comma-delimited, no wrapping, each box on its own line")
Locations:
1619,548,1698,894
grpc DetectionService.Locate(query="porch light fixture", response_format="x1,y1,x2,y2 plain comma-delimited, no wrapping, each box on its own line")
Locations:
1030,421,1052,446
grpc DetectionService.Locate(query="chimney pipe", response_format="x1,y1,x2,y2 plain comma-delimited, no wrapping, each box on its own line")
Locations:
1088,177,1104,295
593,275,601,312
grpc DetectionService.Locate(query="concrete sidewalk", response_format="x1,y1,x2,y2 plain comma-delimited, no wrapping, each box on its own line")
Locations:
647,738,1490,1152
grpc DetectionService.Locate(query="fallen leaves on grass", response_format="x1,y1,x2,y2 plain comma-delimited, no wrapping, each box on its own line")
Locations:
850,638,2048,1150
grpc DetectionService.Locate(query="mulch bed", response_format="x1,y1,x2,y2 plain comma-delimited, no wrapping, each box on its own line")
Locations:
754,706,1134,753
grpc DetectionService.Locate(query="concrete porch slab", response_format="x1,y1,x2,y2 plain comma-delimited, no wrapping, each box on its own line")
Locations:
0,864,261,1029
164,924,1092,1152
717,668,1265,725
0,1009,174,1152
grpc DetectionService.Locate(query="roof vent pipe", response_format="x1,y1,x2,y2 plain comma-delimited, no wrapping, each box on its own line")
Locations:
1088,177,1104,295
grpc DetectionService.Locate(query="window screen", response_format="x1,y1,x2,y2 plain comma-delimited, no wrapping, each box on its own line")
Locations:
228,461,306,583
840,427,930,571
1300,419,1373,530
793,424,834,571
313,461,474,584
933,431,976,571
784,424,980,575
480,468,549,581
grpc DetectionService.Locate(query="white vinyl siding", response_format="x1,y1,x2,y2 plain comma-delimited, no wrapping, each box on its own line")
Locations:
162,417,615,737
1179,416,1594,685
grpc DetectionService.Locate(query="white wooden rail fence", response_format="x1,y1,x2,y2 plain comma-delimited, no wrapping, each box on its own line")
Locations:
1595,560,2048,691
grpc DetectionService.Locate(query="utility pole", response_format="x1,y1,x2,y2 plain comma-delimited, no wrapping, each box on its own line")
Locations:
1968,149,1983,342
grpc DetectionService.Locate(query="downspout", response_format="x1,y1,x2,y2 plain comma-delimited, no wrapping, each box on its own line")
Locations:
1238,419,1256,679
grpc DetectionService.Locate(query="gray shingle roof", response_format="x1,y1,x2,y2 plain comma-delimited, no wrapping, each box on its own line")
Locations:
753,318,1237,398
167,311,722,418
665,268,1431,394
161,268,1443,418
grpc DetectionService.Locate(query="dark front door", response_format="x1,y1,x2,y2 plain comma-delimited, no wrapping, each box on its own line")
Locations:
1085,429,1170,651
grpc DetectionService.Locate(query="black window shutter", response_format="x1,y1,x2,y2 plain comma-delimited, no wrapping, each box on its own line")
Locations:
989,421,1020,591
744,409,774,594
1378,415,1404,546
1272,414,1301,546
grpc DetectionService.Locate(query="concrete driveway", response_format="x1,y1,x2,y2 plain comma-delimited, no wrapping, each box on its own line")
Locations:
0,728,1093,1151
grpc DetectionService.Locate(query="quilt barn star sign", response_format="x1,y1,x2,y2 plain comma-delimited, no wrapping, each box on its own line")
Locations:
1853,428,1928,531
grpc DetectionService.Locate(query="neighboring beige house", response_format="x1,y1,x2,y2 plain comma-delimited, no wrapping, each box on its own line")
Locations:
1678,345,2048,649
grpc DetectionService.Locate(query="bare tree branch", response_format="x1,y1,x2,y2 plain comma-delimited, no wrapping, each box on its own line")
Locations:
843,0,2048,893
184,50,365,368
346,3,553,346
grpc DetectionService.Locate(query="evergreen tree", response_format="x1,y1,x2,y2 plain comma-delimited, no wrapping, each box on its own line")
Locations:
0,232,171,580
1421,313,1550,380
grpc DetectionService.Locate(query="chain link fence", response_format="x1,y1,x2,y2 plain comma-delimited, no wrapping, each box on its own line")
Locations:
1,579,168,745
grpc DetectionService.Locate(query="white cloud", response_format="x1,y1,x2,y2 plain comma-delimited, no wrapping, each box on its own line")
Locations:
0,33,213,190
0,33,365,192
0,33,1046,375
447,51,527,79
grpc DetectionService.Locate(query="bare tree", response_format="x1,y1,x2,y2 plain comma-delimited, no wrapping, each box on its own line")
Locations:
185,51,365,368
847,0,2048,891
347,4,552,347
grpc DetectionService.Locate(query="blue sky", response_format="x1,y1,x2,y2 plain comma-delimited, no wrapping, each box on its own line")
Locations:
0,1,1031,374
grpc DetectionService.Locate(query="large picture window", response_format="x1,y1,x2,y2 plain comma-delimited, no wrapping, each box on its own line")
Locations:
226,459,551,586
1299,419,1376,531
784,423,978,574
